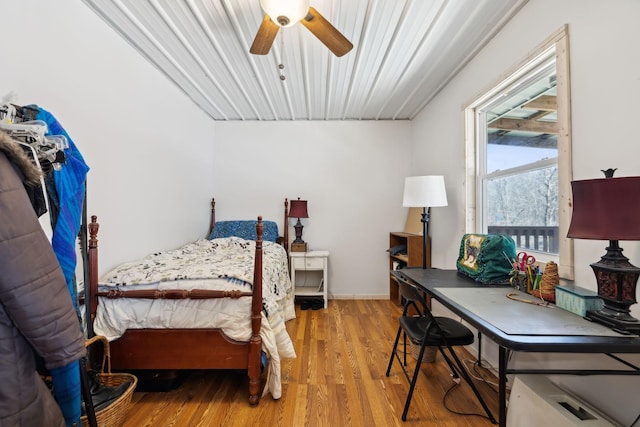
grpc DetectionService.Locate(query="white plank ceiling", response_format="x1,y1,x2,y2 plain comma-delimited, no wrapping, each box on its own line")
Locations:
81,0,528,121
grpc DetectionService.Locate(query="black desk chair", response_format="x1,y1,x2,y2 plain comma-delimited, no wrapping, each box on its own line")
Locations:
385,277,496,423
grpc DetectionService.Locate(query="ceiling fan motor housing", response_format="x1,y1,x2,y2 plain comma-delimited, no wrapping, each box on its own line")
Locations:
260,0,310,27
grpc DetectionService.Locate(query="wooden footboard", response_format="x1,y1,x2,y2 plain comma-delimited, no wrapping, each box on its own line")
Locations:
87,215,265,405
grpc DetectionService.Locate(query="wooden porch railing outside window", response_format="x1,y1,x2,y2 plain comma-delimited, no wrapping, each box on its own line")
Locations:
488,225,559,254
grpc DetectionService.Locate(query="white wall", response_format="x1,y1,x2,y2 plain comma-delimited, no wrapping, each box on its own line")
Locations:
0,0,216,272
412,0,640,424
214,120,411,299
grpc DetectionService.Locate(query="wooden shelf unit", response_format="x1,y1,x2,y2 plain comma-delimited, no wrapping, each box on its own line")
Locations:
388,232,430,304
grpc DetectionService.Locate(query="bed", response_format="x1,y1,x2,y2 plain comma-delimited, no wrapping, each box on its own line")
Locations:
85,199,296,405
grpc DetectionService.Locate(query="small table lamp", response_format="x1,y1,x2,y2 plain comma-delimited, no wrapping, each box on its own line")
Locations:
289,197,309,252
402,176,448,269
567,169,640,334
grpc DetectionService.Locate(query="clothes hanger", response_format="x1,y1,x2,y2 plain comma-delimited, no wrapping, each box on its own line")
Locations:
0,119,48,141
0,98,66,170
0,120,67,170
10,137,52,215
42,135,68,170
0,103,17,124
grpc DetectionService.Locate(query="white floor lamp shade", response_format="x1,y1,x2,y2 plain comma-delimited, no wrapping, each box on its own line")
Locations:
402,176,448,208
402,176,448,268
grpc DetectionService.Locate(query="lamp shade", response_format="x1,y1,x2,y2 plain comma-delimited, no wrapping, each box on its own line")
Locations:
402,176,448,208
260,0,309,27
289,198,309,218
567,176,640,240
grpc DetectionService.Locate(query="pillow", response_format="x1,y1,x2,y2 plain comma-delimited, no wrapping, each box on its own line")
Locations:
456,233,516,284
208,220,279,242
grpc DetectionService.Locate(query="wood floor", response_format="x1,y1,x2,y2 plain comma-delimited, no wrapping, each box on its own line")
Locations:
121,300,500,426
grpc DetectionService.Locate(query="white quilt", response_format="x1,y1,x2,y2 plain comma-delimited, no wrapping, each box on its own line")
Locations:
93,237,296,399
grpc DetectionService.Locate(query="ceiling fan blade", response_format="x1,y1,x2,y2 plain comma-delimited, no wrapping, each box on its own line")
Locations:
300,7,353,57
250,14,280,55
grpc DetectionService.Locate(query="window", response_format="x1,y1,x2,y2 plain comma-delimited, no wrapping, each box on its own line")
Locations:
464,26,574,279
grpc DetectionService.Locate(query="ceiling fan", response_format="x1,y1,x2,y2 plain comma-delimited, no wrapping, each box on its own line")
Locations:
250,0,353,57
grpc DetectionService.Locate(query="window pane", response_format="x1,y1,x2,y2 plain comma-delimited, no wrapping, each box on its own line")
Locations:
485,64,557,174
486,166,559,253
487,140,557,173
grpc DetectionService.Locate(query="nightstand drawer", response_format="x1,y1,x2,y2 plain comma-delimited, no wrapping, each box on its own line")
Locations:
293,257,324,270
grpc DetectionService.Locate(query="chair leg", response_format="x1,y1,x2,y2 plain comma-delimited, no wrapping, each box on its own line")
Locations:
386,326,403,376
401,342,428,421
402,332,407,367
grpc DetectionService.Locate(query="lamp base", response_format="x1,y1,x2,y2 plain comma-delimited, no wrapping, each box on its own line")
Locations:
585,241,640,335
291,242,307,252
585,309,640,335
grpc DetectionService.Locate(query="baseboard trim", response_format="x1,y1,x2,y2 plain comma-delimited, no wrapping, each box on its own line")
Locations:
328,294,390,300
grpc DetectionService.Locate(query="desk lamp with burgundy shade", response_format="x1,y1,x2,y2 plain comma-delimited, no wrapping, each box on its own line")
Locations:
567,169,640,334
289,197,309,252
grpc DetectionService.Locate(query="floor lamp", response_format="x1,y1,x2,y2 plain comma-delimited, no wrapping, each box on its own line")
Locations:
402,176,448,269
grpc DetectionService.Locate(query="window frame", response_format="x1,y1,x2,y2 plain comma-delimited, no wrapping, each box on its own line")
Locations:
464,25,574,279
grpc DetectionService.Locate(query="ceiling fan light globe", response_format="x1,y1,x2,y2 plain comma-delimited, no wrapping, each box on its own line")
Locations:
260,0,309,28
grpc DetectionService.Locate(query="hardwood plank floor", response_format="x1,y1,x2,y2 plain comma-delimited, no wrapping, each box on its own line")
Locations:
122,300,500,426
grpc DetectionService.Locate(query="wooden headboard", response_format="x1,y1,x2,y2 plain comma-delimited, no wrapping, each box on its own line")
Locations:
207,198,289,254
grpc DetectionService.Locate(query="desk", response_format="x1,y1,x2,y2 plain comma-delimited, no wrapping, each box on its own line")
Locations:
396,268,640,426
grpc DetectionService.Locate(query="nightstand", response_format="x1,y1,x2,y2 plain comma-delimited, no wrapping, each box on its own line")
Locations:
290,250,329,309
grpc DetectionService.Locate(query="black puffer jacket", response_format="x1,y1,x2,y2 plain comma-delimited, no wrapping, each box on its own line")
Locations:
0,131,85,426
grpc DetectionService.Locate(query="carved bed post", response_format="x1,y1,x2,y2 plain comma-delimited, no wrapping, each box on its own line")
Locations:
248,217,264,405
283,198,289,255
88,216,100,328
207,198,216,237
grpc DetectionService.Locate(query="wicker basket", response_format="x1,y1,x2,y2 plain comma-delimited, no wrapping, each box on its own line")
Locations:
410,342,437,363
81,336,137,427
